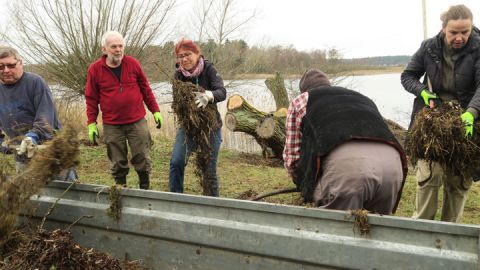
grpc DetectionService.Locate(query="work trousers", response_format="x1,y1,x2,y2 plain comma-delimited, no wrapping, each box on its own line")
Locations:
103,118,152,178
169,127,222,197
313,141,404,215
413,159,472,222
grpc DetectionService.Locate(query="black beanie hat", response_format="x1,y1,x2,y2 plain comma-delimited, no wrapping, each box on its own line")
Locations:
299,69,331,93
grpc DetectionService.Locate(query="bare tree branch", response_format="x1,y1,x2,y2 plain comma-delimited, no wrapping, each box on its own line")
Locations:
2,0,175,101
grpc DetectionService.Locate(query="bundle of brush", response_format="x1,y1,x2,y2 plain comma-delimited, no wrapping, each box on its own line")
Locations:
171,80,220,196
406,102,480,178
1,229,149,269
0,126,80,245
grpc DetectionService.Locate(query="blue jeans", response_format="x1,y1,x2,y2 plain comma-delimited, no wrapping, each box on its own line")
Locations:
169,127,222,196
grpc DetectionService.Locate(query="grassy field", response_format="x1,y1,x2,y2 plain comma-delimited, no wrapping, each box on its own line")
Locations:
74,135,480,225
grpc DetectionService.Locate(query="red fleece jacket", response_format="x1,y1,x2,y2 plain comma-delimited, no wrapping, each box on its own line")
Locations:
85,55,160,125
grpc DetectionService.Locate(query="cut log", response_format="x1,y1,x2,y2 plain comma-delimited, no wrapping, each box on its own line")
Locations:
225,95,267,134
226,95,285,158
255,114,286,158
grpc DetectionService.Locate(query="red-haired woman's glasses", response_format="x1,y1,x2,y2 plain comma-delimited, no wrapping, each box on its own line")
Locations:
0,61,19,71
176,52,193,61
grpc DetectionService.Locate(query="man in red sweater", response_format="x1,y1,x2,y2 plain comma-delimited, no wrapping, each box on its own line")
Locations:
85,31,163,189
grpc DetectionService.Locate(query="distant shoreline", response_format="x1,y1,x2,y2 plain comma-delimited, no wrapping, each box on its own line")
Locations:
341,66,404,76
231,66,404,80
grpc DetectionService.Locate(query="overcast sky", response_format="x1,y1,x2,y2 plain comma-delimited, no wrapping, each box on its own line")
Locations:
2,0,480,59
233,0,480,58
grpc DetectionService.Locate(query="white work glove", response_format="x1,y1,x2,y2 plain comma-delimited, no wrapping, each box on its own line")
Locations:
194,91,214,109
17,137,35,157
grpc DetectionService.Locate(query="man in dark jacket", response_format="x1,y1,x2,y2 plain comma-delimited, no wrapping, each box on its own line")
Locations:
401,4,480,222
85,31,163,189
283,69,407,215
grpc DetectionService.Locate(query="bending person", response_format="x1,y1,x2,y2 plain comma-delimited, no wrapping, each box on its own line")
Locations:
284,69,407,214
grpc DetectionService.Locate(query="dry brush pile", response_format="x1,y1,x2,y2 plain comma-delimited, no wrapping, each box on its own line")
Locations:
406,103,480,178
1,229,149,270
0,127,80,245
0,127,149,269
171,80,220,196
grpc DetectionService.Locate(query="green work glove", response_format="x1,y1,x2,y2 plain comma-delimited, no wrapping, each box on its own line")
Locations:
461,111,474,138
420,89,437,106
153,112,163,129
88,123,99,144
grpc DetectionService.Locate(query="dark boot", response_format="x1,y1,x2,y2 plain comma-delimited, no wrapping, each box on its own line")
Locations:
137,171,150,190
114,175,127,186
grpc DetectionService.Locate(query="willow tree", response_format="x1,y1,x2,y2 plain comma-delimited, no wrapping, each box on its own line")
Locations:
2,0,175,101
186,0,257,80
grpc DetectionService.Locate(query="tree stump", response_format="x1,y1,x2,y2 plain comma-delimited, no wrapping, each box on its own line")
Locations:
226,95,285,158
255,109,287,158
265,72,290,109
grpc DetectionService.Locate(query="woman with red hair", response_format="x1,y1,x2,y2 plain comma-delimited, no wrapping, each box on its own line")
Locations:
169,38,226,196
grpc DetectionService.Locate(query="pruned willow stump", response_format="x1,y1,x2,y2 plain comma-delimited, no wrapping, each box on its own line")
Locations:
226,95,286,158
265,72,290,109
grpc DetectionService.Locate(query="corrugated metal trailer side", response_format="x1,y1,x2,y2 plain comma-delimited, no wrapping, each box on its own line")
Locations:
21,181,480,270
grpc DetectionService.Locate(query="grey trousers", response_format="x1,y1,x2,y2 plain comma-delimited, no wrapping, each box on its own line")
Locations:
313,141,403,215
103,118,152,178
413,159,472,222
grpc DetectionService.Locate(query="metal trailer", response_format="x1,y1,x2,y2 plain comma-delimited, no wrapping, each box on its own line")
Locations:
21,181,480,270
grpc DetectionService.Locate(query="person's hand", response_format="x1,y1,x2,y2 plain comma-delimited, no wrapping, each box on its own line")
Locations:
88,123,99,144
461,111,474,138
194,91,214,109
17,136,34,157
153,112,163,129
420,89,437,107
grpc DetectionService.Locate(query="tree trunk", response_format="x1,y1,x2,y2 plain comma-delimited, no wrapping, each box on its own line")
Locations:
265,72,290,110
226,95,285,158
255,111,287,158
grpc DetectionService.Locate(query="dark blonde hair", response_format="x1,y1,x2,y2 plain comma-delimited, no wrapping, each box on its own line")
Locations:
441,4,473,28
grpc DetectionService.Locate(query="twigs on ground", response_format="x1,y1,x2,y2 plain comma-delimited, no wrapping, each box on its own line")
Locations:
249,187,298,201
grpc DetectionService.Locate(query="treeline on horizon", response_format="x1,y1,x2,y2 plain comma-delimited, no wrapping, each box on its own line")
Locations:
143,39,412,81
27,39,412,83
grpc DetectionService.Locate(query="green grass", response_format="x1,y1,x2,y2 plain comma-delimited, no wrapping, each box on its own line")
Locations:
73,136,480,225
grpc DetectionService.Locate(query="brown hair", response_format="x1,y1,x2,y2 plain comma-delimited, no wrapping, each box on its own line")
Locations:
441,4,473,28
0,46,21,61
174,38,200,55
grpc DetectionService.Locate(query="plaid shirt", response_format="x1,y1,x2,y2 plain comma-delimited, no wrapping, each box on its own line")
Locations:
283,92,309,178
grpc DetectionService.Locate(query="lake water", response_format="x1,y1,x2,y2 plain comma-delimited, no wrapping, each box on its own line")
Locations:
151,72,414,152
